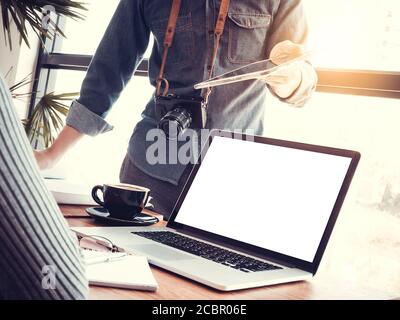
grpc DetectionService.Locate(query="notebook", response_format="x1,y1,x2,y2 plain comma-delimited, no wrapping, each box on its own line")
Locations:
83,250,158,291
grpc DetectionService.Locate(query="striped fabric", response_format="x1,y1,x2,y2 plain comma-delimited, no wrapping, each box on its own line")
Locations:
0,74,88,299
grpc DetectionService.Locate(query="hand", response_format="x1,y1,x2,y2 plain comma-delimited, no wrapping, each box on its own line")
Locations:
34,148,58,170
263,40,305,98
270,40,305,65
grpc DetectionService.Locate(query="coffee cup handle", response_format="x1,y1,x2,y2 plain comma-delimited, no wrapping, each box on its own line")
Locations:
144,192,150,207
91,185,105,206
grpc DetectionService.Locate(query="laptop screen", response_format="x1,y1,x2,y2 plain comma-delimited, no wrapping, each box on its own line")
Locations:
174,136,353,263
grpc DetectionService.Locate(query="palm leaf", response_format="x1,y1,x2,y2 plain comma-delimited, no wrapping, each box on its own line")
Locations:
1,0,87,49
9,73,35,100
24,91,79,148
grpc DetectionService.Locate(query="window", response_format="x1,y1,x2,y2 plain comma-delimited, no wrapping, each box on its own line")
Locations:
261,1,400,296
264,91,400,296
303,0,400,98
54,1,120,55
263,0,400,294
304,0,400,71
32,1,152,184
52,72,153,183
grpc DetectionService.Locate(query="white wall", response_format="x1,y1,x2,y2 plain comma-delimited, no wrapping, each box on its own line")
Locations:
0,13,21,85
0,10,40,119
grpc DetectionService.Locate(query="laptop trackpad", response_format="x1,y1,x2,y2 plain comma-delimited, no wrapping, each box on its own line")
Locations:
133,244,196,261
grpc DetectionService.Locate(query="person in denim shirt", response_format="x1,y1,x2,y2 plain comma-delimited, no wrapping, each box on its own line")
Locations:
35,0,317,219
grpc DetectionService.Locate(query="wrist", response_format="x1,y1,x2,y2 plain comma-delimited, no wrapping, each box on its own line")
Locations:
47,143,63,163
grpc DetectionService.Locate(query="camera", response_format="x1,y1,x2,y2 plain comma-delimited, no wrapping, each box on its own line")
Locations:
155,94,207,139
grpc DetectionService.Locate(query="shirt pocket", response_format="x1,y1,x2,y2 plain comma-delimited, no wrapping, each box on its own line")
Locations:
228,13,272,64
152,13,195,66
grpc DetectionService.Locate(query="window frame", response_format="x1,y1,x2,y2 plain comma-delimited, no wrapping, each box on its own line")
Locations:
317,69,400,99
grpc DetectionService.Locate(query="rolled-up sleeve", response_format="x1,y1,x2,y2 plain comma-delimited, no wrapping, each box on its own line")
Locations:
267,0,318,107
66,0,150,136
66,100,113,136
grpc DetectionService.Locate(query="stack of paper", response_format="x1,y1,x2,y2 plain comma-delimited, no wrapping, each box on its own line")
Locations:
82,250,158,291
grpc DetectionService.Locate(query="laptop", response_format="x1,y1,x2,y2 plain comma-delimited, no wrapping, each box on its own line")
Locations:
73,130,360,291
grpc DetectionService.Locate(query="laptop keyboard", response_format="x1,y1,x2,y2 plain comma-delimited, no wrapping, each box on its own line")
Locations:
132,231,282,273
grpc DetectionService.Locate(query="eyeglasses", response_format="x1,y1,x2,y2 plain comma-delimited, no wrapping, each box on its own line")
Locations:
77,234,122,253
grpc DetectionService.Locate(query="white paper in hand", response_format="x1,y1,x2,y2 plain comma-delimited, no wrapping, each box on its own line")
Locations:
194,51,312,90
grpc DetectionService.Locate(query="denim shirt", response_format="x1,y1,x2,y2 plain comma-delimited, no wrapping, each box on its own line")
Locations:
66,0,317,185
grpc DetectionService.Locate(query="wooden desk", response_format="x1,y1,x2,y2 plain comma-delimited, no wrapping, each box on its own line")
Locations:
62,205,394,300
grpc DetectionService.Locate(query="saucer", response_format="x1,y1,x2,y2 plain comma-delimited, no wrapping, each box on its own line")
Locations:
85,207,159,226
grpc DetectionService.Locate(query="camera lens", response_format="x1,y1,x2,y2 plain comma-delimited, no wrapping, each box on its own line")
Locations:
159,108,192,139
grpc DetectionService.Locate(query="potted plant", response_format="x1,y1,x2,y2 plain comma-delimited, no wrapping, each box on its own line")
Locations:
1,0,87,147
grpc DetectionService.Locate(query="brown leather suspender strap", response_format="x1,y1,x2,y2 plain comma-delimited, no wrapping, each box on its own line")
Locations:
204,0,230,104
156,0,182,96
156,0,230,101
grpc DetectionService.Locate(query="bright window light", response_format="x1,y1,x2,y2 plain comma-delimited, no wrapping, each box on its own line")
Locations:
55,0,153,58
303,0,400,71
265,91,400,295
55,0,120,55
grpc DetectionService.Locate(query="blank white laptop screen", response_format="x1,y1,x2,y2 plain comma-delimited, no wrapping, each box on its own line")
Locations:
175,136,352,262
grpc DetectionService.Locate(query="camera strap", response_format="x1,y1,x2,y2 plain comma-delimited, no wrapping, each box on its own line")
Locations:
156,0,230,103
203,0,230,105
156,0,182,96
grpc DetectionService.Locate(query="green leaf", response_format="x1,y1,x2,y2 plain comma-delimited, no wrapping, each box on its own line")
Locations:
1,0,87,49
9,73,35,100
24,91,78,148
